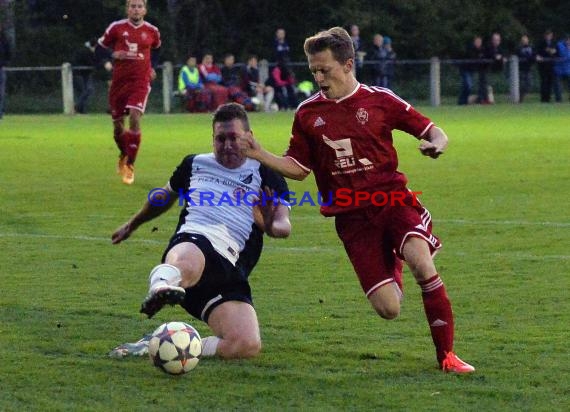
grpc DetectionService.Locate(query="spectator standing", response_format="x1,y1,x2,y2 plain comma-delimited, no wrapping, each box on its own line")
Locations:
382,36,397,90
242,55,275,112
554,34,570,101
98,0,161,185
274,28,290,62
73,39,97,114
458,35,486,105
517,35,535,102
368,34,387,87
198,52,229,111
349,24,366,81
178,55,211,112
0,22,12,120
536,29,561,102
481,32,507,104
272,29,294,108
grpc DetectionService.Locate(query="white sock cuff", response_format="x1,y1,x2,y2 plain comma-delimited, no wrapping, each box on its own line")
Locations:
148,263,182,285
201,336,221,357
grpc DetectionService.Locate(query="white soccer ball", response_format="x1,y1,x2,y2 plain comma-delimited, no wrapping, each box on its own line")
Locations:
148,321,202,375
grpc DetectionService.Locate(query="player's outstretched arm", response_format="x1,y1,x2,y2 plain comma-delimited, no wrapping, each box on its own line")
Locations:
419,126,448,159
239,132,309,181
111,185,177,244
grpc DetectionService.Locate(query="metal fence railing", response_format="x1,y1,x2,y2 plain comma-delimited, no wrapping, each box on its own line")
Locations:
1,56,547,115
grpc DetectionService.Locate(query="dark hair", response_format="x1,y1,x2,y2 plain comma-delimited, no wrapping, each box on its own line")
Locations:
126,0,147,7
304,26,355,63
212,103,250,131
201,50,213,60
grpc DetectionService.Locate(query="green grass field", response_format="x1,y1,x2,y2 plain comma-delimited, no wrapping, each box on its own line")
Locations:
1,104,569,411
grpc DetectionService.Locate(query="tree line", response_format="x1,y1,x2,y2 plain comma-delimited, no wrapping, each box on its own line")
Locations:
1,0,569,66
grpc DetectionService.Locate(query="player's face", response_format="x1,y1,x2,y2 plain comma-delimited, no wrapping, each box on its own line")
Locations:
127,0,147,25
308,49,354,99
213,119,250,169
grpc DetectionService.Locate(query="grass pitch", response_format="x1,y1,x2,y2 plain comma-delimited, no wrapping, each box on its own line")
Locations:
0,104,569,411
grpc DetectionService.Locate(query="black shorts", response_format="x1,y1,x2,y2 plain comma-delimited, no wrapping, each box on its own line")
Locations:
162,232,253,323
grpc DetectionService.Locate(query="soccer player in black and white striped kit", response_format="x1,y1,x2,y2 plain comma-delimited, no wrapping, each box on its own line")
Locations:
111,103,291,359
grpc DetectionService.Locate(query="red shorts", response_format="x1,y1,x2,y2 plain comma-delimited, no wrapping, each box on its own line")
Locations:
334,191,442,297
109,79,151,121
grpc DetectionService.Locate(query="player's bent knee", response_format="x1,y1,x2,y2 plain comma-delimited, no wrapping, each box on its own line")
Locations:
164,246,205,287
224,336,261,359
165,254,189,271
370,298,400,320
368,285,401,320
240,337,262,358
374,304,400,320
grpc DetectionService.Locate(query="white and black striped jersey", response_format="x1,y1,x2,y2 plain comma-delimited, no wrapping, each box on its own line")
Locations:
167,153,289,265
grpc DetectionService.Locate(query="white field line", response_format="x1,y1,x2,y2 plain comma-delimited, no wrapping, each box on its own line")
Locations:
15,213,570,228
290,215,570,228
0,232,163,245
0,231,568,260
437,219,570,228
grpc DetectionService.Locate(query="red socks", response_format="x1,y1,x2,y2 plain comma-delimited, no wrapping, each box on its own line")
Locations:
123,130,141,164
114,130,127,155
419,274,454,364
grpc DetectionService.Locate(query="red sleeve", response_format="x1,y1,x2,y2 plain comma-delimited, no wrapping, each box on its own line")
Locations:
385,93,433,138
284,113,313,171
152,27,161,49
98,23,116,50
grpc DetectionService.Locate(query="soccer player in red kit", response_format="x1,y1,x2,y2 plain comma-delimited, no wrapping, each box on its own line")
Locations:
239,27,475,373
98,0,161,184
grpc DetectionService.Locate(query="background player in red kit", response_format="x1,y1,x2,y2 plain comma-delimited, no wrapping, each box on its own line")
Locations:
239,27,475,373
98,0,161,184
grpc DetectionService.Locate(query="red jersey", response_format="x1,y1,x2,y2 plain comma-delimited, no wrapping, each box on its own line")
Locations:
198,63,223,84
285,84,434,216
98,19,161,84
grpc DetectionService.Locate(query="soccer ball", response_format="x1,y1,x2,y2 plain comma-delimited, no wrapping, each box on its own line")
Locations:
148,321,202,375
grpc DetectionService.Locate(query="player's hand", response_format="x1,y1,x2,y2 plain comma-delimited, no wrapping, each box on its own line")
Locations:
237,131,261,158
150,69,157,81
252,187,280,236
112,221,134,244
420,126,448,159
419,140,444,158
